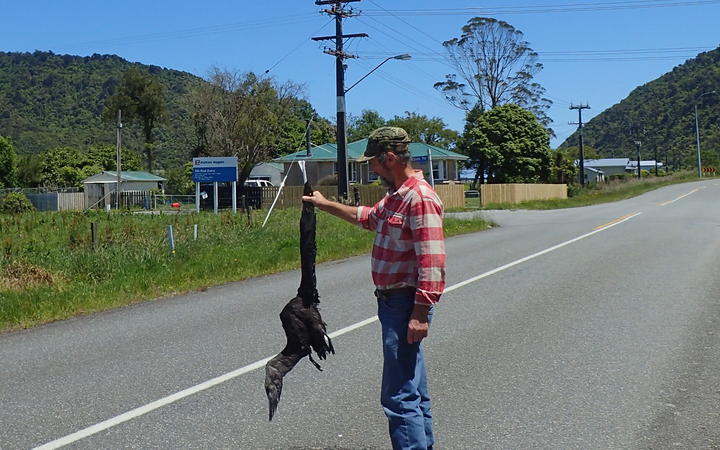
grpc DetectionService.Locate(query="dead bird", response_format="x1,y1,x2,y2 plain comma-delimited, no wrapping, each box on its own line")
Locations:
264,180,334,421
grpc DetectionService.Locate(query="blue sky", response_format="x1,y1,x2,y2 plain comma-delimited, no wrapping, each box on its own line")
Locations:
4,0,720,148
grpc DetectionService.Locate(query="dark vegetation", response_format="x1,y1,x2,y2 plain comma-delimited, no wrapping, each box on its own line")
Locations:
560,46,720,169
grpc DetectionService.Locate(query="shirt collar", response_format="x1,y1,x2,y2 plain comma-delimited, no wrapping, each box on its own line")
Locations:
391,170,424,197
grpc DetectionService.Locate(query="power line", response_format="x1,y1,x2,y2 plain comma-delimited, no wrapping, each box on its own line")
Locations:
362,0,720,16
63,14,318,49
264,18,335,74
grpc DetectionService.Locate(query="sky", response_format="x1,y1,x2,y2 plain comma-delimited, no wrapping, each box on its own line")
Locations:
3,0,720,148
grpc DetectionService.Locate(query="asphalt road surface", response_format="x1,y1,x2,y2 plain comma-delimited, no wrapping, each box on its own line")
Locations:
2,179,719,449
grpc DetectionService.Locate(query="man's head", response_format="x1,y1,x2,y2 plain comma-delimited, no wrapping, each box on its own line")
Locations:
357,127,411,162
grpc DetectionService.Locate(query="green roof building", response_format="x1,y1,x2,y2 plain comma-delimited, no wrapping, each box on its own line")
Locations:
273,139,468,186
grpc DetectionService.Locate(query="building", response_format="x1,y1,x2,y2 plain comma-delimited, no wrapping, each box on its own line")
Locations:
626,160,664,173
582,158,631,177
273,139,468,186
82,171,165,208
249,162,283,185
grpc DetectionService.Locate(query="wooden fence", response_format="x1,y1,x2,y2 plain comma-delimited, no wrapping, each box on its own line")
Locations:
255,184,465,210
58,193,85,210
479,183,567,206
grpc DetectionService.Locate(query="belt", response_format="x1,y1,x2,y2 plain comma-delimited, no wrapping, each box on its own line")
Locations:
375,287,416,299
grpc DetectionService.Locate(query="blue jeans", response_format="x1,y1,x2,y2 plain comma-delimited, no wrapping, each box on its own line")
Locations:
377,291,434,450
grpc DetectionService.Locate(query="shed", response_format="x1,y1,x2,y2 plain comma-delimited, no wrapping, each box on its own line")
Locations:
82,171,165,208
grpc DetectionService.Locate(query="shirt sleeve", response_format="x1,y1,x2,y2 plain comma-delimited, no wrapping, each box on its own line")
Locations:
357,201,381,231
408,192,446,305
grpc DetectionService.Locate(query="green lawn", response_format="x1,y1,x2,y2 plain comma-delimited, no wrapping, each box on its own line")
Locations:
0,208,491,332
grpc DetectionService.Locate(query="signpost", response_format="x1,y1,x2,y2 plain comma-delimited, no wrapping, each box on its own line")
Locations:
192,157,238,214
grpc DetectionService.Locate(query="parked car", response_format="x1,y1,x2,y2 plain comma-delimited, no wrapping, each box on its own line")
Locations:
244,179,275,187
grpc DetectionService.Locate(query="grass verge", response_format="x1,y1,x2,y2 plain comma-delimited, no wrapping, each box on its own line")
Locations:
0,209,491,332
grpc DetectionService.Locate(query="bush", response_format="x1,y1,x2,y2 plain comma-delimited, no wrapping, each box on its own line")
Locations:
0,193,35,213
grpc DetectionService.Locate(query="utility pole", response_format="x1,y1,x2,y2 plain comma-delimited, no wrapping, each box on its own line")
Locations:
116,109,122,209
313,0,367,201
569,104,591,187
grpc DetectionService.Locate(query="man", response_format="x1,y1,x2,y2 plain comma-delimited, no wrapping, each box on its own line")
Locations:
302,127,446,450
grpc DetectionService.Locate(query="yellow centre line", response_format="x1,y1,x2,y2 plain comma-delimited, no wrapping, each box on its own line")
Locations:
658,188,699,206
593,213,637,231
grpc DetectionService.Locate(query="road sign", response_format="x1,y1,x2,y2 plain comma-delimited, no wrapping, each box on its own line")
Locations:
412,155,428,163
702,166,716,173
192,157,238,182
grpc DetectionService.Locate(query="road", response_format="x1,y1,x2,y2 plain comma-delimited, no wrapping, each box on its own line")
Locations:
2,179,719,449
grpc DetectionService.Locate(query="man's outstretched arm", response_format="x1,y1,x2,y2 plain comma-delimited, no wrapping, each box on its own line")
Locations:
302,191,358,225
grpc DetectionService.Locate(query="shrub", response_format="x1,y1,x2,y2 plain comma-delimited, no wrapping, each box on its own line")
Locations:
0,193,35,213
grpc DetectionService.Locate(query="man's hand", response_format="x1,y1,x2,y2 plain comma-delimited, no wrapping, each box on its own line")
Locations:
302,190,359,224
302,190,327,208
407,304,431,344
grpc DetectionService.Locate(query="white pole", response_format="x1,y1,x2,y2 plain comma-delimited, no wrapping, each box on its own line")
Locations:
232,181,237,213
427,147,435,187
116,109,122,209
213,182,218,214
262,160,295,228
195,182,200,213
166,225,175,253
193,224,198,240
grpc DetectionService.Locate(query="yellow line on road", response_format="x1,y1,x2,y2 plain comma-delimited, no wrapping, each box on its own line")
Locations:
593,213,637,231
658,188,699,206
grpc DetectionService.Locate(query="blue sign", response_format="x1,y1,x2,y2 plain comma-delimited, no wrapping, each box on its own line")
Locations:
192,157,238,182
412,155,428,163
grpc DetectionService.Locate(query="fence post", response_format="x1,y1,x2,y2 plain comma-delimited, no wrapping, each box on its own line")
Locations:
91,222,98,249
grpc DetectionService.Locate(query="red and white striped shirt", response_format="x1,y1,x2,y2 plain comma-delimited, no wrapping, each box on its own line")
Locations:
356,171,446,305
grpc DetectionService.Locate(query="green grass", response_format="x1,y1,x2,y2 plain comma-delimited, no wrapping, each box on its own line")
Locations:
453,171,705,211
0,209,491,332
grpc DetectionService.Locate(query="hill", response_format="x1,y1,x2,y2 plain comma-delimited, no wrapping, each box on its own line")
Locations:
0,51,202,168
560,46,720,168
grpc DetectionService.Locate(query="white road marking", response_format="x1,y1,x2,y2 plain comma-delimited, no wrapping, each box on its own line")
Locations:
34,210,643,449
659,188,699,206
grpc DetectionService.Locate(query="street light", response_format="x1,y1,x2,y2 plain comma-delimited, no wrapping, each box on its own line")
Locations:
694,90,717,178
335,54,410,201
344,54,411,94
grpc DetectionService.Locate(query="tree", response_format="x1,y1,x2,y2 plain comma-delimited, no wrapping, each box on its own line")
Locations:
103,67,166,171
187,69,302,185
38,145,141,188
85,144,143,172
17,155,42,188
435,17,552,131
164,162,194,195
550,148,578,185
462,104,552,183
0,136,18,188
347,109,386,142
387,112,459,149
273,98,335,155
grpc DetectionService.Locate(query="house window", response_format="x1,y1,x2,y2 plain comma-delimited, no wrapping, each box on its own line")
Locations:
432,160,447,181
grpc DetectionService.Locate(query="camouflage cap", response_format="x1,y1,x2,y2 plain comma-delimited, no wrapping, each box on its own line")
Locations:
357,127,411,162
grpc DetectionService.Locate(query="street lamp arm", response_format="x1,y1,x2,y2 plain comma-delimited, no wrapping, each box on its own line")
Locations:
344,54,411,94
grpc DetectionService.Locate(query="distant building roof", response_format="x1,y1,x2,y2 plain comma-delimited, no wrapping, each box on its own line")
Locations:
274,139,468,162
626,160,664,167
82,171,166,184
583,158,631,167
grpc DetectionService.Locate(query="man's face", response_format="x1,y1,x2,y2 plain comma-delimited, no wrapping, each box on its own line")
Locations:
370,153,395,189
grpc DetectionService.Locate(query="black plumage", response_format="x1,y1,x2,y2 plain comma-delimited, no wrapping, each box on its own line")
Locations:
264,181,334,421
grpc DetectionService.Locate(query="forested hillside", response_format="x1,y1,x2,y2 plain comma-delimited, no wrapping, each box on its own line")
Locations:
561,46,720,168
0,51,203,168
